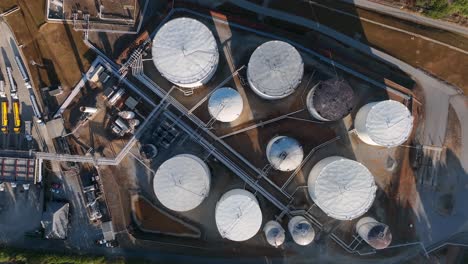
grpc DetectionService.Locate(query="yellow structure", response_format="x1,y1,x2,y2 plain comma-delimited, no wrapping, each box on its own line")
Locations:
13,101,20,133
1,101,7,133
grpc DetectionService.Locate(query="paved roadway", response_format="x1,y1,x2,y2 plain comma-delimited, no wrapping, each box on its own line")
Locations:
339,0,468,37
0,21,35,150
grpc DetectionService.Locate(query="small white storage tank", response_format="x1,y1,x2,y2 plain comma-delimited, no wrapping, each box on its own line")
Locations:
208,87,243,122
153,154,210,212
308,156,377,220
306,78,356,121
354,100,413,147
263,220,285,247
247,41,304,100
288,216,315,246
152,17,219,88
356,217,392,249
266,136,304,172
215,189,262,242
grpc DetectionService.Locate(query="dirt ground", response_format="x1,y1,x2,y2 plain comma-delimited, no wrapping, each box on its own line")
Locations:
3,0,95,107
267,0,468,93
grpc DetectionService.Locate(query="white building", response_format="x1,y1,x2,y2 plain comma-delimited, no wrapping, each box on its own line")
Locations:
266,136,304,172
354,100,413,147
247,41,303,100
153,154,210,212
308,156,377,220
208,87,243,123
152,17,219,88
215,189,262,242
288,216,315,246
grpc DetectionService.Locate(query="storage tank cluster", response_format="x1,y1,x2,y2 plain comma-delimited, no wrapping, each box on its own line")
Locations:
149,17,408,250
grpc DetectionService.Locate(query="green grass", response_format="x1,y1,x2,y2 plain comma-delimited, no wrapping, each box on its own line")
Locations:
0,247,121,264
415,0,468,19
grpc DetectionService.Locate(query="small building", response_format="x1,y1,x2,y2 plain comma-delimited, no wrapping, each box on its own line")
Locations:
354,100,413,147
153,154,211,212
46,118,66,139
247,41,303,100
208,87,243,123
288,216,315,246
215,189,262,242
152,17,219,88
308,156,377,220
266,136,304,172
41,202,70,240
306,78,356,121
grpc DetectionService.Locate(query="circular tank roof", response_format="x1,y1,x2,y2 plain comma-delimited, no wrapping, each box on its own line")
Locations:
307,78,356,121
264,220,285,247
288,216,315,246
247,41,304,100
208,87,244,122
364,100,413,147
266,136,304,172
308,156,377,220
153,154,210,212
215,189,262,242
152,17,219,88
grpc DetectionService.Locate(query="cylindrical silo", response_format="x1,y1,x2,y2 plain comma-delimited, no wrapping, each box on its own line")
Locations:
288,216,315,246
80,106,98,114
263,220,285,248
215,189,262,242
247,41,304,100
152,17,219,88
208,87,243,123
308,156,377,220
356,217,392,249
306,78,356,121
266,136,304,172
354,100,413,147
153,154,210,212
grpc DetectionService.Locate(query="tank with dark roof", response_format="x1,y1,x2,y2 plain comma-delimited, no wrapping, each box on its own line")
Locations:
306,78,356,121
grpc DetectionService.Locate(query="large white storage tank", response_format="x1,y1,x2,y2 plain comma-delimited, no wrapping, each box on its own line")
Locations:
153,154,210,212
354,100,413,147
266,136,304,172
308,156,377,220
152,17,219,88
263,220,285,247
247,41,304,100
306,78,356,121
215,189,262,242
288,216,315,246
356,217,392,249
208,87,243,123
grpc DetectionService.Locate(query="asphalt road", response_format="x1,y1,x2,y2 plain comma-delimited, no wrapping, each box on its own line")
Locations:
0,21,35,148
339,0,468,37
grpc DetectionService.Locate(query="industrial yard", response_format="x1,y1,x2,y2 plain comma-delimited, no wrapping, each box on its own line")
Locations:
0,0,466,263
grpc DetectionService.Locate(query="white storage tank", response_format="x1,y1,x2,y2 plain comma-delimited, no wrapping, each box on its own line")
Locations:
306,78,356,121
356,217,392,249
152,17,219,88
263,220,285,247
308,156,377,220
247,41,303,100
354,100,413,147
153,154,210,212
208,87,243,123
215,189,262,242
288,216,315,246
266,136,304,172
